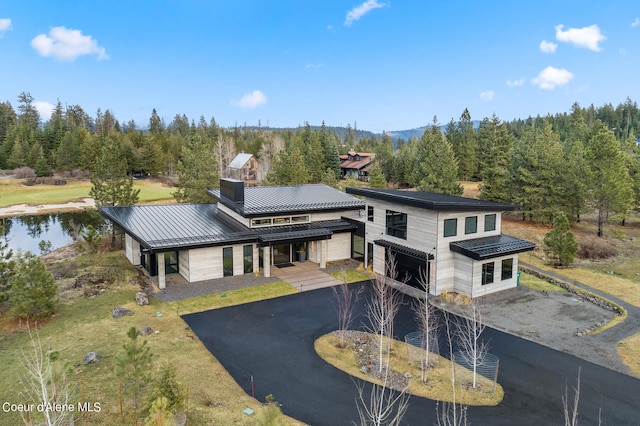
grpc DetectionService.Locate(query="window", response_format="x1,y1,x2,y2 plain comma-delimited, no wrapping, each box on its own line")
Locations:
501,258,513,280
223,247,233,277
482,262,494,285
251,218,272,227
291,215,309,224
367,206,374,222
164,251,179,274
443,219,457,237
465,216,478,234
273,217,290,225
385,210,407,239
243,245,253,274
352,235,365,262
484,214,496,232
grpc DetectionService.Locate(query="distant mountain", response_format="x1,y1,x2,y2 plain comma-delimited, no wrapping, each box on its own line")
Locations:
386,121,481,141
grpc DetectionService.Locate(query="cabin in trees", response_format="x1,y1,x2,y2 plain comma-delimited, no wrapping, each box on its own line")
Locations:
224,152,263,186
100,180,534,298
340,150,375,181
346,187,535,298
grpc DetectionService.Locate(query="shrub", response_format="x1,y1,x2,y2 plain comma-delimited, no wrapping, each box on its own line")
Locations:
14,166,36,179
145,363,185,416
543,213,578,267
9,252,58,320
577,236,617,260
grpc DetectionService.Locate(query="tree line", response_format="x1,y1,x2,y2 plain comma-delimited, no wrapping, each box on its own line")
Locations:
1,91,639,234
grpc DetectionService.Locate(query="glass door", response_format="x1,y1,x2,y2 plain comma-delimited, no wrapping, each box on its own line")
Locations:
272,244,291,266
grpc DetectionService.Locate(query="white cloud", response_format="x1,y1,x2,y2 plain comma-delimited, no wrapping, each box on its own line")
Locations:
232,90,267,109
531,66,574,90
34,101,56,120
555,24,605,52
632,18,640,27
480,90,494,101
31,26,108,61
539,40,557,53
506,78,525,87
0,18,12,34
344,0,385,27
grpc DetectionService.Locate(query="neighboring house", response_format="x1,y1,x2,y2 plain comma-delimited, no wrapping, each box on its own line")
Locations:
340,150,375,181
346,187,535,298
225,152,263,185
100,180,534,298
99,179,364,289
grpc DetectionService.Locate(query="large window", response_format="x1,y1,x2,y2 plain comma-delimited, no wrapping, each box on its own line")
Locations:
482,262,494,285
501,258,513,280
386,210,407,239
367,206,374,222
465,216,478,234
484,214,496,232
164,251,179,274
444,218,457,237
243,245,253,274
223,247,233,277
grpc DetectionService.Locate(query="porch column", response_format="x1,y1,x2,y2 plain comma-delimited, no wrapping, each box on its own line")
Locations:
319,240,327,269
157,253,166,289
263,246,271,277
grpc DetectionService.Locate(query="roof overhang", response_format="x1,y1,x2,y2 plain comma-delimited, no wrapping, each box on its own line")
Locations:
449,234,535,261
373,239,434,261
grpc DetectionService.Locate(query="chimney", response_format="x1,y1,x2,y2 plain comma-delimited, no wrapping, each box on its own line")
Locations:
220,178,244,203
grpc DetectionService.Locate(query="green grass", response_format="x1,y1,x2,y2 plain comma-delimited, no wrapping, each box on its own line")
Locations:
329,269,372,284
518,272,567,293
0,178,175,207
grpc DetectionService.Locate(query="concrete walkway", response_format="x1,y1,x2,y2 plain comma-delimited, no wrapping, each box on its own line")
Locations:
274,261,343,291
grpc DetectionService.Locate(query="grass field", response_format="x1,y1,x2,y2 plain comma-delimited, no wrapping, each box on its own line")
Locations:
0,178,175,207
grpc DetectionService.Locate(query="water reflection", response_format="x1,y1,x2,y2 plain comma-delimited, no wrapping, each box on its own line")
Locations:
1,210,105,255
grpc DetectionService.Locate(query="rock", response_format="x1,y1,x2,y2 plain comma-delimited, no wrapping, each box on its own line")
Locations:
135,291,149,306
140,326,154,336
83,352,100,364
360,366,368,373
112,307,133,318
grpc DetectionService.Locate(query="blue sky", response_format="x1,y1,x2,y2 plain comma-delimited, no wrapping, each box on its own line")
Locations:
1,1,638,133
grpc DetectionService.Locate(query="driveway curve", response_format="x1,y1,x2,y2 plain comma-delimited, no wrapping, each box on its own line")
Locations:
182,286,640,425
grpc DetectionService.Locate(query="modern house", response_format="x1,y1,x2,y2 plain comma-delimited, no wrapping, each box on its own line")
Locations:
340,150,375,181
346,187,535,298
99,179,364,289
99,180,534,298
224,152,263,186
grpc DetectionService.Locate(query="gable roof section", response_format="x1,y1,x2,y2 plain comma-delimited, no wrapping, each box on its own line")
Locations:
99,204,256,252
346,187,514,212
208,184,365,217
450,234,535,260
227,152,254,169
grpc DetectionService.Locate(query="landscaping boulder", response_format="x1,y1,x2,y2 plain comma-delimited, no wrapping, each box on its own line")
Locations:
112,307,133,318
135,291,149,306
140,326,154,336
83,352,100,364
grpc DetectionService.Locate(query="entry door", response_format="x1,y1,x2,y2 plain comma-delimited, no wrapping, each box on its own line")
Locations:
273,244,291,266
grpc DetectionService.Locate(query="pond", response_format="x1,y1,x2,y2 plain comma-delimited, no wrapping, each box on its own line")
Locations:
0,211,106,255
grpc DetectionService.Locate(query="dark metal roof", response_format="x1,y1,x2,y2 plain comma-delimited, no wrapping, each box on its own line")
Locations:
449,234,536,260
373,239,434,261
208,184,365,217
346,187,514,212
99,204,256,252
254,219,357,246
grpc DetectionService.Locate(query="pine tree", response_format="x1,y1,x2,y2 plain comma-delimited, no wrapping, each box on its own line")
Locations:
368,161,387,188
543,213,578,267
0,225,14,303
478,114,513,202
173,135,219,203
90,137,140,207
8,252,58,320
116,327,153,411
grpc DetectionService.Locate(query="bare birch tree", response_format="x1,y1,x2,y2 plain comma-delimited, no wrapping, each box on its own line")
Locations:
332,280,364,348
20,329,74,426
562,367,581,426
436,312,468,426
412,267,439,383
454,299,489,389
354,379,409,426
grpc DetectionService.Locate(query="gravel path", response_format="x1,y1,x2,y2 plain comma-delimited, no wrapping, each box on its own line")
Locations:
436,263,638,377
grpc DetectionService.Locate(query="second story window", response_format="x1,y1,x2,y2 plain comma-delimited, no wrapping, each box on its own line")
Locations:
465,216,477,235
443,218,457,237
484,214,496,232
385,210,407,240
367,206,374,222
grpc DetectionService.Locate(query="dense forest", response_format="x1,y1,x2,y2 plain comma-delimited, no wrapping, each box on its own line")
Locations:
1,92,639,234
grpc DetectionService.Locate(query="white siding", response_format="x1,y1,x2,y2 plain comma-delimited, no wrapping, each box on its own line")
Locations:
217,204,251,227
179,250,190,281
233,245,245,276
125,234,141,266
327,232,351,262
471,255,518,297
311,210,361,222
187,246,224,281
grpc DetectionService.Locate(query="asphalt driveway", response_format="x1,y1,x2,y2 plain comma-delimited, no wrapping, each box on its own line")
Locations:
182,286,640,425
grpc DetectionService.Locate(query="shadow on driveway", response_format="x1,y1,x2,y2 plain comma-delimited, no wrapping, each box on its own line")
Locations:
182,285,640,425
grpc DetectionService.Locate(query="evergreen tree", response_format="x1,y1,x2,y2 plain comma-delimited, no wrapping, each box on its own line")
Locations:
116,327,153,411
8,252,58,320
320,167,339,189
0,226,14,303
446,108,478,180
90,137,140,207
145,363,185,416
585,121,634,236
173,135,219,203
319,121,341,179
477,114,513,202
368,161,387,188
543,213,578,267
265,145,309,185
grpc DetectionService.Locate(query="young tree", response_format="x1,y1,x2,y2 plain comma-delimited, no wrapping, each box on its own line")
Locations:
0,225,14,303
544,213,579,267
116,327,153,412
331,281,363,348
562,367,581,426
454,300,488,389
173,135,219,203
145,363,185,418
9,252,58,320
436,313,469,426
412,268,438,383
367,161,387,189
90,137,140,207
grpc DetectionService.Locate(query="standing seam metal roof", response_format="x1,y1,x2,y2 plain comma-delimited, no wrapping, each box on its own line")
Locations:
449,234,536,260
